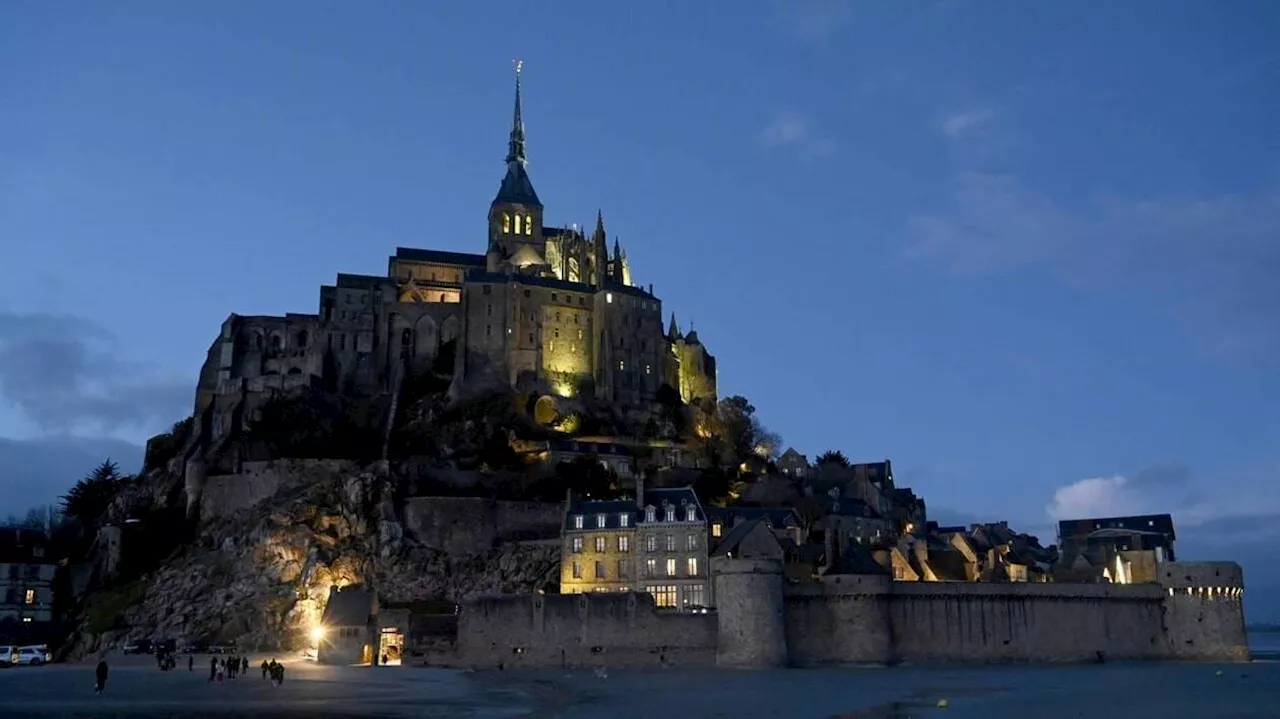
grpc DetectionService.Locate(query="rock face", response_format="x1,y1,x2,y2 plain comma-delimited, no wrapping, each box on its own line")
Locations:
74,462,560,655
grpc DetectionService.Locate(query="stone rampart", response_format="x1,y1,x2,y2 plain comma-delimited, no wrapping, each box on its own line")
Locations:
1158,561,1249,661
455,592,716,668
199,459,357,520
402,497,563,555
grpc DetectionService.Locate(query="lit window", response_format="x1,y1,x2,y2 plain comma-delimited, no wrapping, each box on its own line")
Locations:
618,536,630,552
687,557,699,576
645,364,651,375
619,514,630,527
686,507,696,522
514,214,523,234
502,213,511,232
572,562,582,579
684,584,706,608
550,341,555,352
619,360,625,370
648,585,677,608
21,617,31,623
645,507,655,523
595,561,605,579
606,293,613,303
665,506,675,522
525,215,533,236
645,558,657,577
578,329,583,340
666,558,676,577
572,537,583,553
686,534,697,551
595,536,606,552
712,523,722,538
646,535,657,552
596,513,606,529
666,534,676,552
573,515,583,529
24,589,35,605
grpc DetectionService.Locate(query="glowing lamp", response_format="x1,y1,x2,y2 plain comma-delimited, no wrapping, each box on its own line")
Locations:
310,627,326,642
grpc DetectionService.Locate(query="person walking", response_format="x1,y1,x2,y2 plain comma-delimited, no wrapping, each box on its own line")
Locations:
188,655,193,672
261,659,269,679
209,656,217,681
241,656,249,675
94,660,109,695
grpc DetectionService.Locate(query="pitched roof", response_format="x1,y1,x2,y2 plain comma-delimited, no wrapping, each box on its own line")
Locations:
393,248,487,267
712,517,782,558
642,487,706,524
494,163,541,206
705,506,801,530
564,500,637,531
321,586,375,627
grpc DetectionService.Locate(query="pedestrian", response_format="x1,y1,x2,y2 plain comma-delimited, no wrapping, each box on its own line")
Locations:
261,659,269,679
241,656,249,674
209,656,217,681
216,659,225,683
228,656,235,679
276,662,285,685
188,655,193,672
94,660,109,695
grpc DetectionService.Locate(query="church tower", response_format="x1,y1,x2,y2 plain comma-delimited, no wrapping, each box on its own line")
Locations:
487,62,546,273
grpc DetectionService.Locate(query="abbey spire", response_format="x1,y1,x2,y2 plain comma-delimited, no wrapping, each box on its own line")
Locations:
506,61,527,168
492,60,541,208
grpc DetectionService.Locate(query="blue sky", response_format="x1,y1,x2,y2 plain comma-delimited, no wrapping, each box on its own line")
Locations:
1,2,1277,618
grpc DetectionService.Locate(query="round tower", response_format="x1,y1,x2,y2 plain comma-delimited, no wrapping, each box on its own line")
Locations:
712,556,787,668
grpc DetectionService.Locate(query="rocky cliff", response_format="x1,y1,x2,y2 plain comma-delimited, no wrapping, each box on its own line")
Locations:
71,461,560,657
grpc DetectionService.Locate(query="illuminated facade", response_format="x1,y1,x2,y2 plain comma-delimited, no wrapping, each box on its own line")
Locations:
193,67,717,437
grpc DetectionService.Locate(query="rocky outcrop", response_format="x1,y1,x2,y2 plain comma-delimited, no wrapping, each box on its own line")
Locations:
72,461,560,656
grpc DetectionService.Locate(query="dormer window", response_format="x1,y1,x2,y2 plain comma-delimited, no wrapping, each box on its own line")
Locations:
514,214,523,234
645,507,655,523
686,507,696,522
665,506,675,522
596,513,607,529
712,523,722,538
502,213,511,233
573,515,583,529
619,514,630,527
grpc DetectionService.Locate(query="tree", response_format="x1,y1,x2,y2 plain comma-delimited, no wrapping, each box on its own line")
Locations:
60,460,126,527
708,395,782,468
815,450,850,468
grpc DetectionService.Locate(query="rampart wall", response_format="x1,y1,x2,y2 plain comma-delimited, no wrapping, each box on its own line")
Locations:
451,563,1250,668
455,593,717,668
402,497,563,555
198,459,359,521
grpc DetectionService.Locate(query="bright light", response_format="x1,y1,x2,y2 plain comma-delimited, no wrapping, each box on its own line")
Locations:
310,627,326,642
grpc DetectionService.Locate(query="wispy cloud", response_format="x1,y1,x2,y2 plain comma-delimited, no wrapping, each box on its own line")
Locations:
939,107,999,138
771,0,855,43
905,173,1280,365
760,112,836,158
0,310,190,435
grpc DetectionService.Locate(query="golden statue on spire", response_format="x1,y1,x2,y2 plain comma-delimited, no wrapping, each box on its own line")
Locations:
514,59,524,75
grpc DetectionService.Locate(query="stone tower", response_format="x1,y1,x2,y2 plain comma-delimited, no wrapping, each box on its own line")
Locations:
711,556,787,667
487,62,545,273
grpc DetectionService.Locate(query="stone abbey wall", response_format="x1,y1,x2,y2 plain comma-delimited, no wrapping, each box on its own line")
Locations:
450,559,1250,668
197,459,358,520
401,497,563,555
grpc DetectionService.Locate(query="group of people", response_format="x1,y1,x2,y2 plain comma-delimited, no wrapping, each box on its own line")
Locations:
209,655,249,682
263,659,286,685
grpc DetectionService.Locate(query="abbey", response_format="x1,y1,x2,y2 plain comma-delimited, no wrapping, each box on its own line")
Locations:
192,70,716,437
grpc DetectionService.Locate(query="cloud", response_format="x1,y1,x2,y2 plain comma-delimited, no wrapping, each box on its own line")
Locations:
760,113,837,158
771,0,854,43
0,310,190,434
0,436,144,516
905,175,1280,364
939,107,999,138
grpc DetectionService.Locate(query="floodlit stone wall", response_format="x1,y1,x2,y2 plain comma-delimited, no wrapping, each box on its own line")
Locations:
1158,561,1249,661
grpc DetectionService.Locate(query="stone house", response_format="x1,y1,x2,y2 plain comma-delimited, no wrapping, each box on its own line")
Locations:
560,483,711,611
0,530,56,624
705,506,806,549
318,585,376,665
775,448,810,478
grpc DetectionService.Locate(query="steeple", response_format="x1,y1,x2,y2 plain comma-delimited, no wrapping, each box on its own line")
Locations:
506,60,527,167
668,312,682,341
593,210,606,241
492,60,541,207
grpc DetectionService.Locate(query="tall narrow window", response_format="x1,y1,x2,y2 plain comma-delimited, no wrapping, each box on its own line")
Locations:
514,214,523,234
502,213,511,233
594,536,606,553
525,215,533,235
687,557,699,576
666,558,676,577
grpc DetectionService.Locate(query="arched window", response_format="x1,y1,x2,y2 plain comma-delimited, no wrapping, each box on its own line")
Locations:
271,334,283,351
296,330,309,348
401,328,412,346
524,215,533,235
514,214,522,234
502,213,511,233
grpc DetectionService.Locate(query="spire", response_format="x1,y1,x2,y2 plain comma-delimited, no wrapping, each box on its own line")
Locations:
668,312,682,340
506,60,527,167
612,238,621,259
594,209,606,240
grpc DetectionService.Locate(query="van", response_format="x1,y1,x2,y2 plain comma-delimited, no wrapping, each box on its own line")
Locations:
0,645,17,666
12,645,51,666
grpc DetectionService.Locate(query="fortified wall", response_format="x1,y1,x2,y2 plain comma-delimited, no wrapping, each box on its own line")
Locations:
402,497,564,555
448,558,1248,668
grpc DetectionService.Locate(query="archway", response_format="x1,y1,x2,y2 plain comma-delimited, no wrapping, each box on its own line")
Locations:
533,395,559,426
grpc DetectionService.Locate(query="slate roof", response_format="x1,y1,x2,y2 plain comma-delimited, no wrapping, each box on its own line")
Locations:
826,548,891,576
642,487,706,524
564,500,636,531
825,497,881,519
494,163,542,206
393,248,487,267
321,586,375,627
334,273,391,290
711,517,774,557
1057,514,1176,542
705,506,801,531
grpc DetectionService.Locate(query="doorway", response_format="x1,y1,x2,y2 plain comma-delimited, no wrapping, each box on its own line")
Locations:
378,628,404,666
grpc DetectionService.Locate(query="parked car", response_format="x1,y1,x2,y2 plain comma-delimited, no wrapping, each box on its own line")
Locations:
123,639,153,655
0,645,17,666
12,645,51,665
